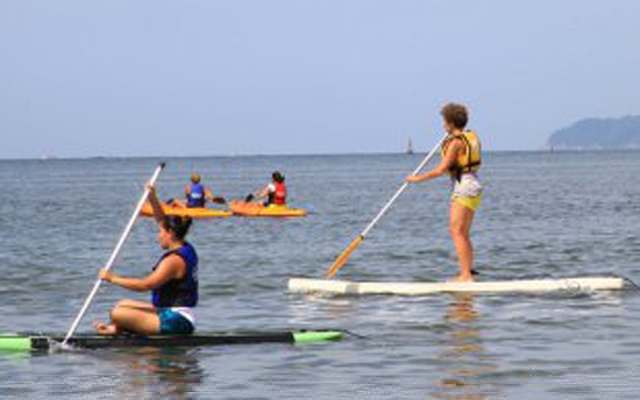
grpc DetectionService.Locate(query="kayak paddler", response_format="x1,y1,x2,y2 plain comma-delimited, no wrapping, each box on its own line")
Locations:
169,173,226,208
406,102,482,282
244,171,287,206
93,182,199,335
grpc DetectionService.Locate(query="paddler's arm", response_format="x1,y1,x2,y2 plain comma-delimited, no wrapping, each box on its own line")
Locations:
405,139,462,183
99,255,184,292
248,186,268,203
203,187,213,202
147,183,166,225
260,183,276,198
258,184,271,199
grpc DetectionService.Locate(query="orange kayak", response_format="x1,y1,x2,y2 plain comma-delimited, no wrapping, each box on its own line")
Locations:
140,202,232,219
229,200,307,217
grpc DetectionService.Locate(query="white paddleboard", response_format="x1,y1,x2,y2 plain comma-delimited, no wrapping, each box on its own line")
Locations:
288,277,625,295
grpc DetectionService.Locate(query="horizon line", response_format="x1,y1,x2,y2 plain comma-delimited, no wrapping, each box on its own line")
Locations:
2,147,635,162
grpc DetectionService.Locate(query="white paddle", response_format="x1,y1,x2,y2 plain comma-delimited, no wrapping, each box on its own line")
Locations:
62,162,166,346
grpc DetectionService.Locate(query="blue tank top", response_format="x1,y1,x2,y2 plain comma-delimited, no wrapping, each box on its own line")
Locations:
151,243,198,308
187,183,206,208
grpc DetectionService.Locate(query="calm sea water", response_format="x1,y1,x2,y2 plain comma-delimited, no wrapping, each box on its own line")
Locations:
1,151,639,399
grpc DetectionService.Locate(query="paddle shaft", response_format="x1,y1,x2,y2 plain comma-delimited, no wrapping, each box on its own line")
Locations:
62,163,165,345
327,134,447,279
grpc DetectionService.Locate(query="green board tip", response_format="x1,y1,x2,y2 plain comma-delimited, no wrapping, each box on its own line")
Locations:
293,331,343,344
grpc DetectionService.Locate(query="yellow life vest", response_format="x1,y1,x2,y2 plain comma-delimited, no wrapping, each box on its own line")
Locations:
441,130,481,180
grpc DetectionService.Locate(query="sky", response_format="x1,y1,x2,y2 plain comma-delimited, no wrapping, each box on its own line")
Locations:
1,1,639,159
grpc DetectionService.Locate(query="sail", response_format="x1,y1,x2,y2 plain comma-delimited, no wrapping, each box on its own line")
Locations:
407,137,414,154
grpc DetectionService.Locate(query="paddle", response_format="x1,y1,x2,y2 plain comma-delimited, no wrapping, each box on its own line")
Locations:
210,196,226,205
325,135,447,279
62,162,166,346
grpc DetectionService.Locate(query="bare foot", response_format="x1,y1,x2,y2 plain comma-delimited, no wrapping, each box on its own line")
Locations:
93,321,118,335
450,274,474,283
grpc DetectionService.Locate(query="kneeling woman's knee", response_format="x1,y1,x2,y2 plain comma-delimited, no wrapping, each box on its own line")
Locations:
110,305,125,322
114,299,125,308
110,300,133,322
113,299,137,309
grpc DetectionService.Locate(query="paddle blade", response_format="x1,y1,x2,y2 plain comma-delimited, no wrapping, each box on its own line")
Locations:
326,235,363,279
211,196,226,205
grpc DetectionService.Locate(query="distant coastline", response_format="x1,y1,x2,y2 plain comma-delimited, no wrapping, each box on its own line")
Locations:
546,115,640,150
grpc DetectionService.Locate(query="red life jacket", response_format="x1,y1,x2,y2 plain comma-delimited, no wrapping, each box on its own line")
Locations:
274,182,287,205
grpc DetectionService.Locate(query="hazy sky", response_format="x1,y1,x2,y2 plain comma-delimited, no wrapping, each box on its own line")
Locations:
1,1,639,158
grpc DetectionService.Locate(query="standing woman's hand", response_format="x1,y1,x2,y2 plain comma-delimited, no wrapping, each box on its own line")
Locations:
406,174,425,184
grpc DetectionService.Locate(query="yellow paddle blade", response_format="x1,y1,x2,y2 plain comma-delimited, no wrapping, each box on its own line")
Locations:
326,235,363,279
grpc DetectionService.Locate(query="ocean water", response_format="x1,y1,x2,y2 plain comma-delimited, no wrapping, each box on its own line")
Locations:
0,151,639,399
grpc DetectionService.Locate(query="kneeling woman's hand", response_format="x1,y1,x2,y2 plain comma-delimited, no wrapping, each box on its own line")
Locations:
99,269,114,283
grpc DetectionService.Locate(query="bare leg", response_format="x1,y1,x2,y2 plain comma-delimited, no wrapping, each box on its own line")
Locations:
449,201,476,282
113,299,157,310
94,299,161,336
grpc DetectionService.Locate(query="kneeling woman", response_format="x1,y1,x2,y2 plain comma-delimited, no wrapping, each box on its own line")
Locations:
94,184,198,336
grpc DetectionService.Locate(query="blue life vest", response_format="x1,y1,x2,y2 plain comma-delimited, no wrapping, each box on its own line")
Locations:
187,183,206,208
151,243,198,308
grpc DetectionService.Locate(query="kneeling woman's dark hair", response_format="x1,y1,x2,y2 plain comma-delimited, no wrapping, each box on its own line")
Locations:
163,216,193,241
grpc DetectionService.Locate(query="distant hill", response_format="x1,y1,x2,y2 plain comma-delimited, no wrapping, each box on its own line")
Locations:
546,115,640,150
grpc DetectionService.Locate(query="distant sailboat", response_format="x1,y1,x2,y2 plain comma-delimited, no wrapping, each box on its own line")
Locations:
406,137,414,154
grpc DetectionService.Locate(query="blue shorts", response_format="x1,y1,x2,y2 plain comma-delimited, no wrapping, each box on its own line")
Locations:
157,308,194,335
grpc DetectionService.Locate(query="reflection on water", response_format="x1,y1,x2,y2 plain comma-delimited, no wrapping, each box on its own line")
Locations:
430,295,500,400
106,347,205,400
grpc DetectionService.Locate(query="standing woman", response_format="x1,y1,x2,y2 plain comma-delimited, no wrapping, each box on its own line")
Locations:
93,182,198,335
406,103,482,282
